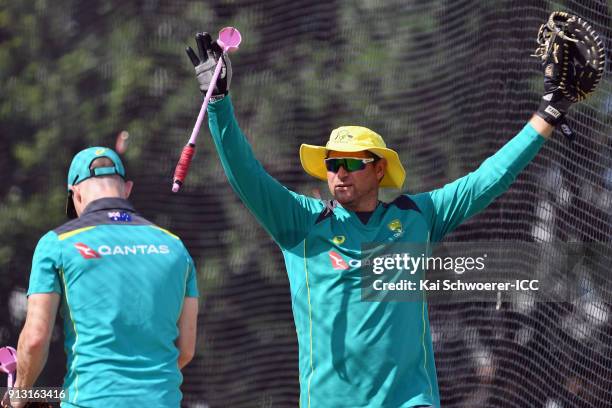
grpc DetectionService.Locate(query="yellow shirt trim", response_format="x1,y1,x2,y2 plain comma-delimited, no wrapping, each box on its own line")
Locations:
58,227,96,241
151,226,180,240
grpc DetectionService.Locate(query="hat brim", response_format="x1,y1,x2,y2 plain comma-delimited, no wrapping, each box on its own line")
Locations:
299,143,406,188
66,192,77,219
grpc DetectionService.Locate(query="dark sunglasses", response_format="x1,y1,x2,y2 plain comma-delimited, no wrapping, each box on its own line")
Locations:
324,157,378,173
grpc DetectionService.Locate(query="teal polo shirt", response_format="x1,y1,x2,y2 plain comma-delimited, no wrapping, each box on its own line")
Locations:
28,198,198,407
207,96,545,407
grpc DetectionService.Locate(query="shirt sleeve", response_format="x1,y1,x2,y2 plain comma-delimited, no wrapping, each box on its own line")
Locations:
207,95,324,249
27,231,62,295
185,252,198,298
425,123,546,242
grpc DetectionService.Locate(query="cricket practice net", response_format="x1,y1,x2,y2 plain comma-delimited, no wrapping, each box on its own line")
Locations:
1,0,610,407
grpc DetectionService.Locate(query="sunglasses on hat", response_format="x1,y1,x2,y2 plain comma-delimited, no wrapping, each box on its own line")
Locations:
324,157,378,173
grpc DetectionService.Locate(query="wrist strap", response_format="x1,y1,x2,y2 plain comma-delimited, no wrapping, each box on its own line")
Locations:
535,110,575,142
536,98,564,125
204,91,227,103
557,119,575,142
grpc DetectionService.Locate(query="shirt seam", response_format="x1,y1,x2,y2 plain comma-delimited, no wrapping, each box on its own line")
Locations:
59,267,79,405
303,239,314,408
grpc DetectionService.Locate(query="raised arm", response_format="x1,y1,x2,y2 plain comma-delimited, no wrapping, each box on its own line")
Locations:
422,118,548,242
422,10,600,242
186,32,323,248
207,96,323,247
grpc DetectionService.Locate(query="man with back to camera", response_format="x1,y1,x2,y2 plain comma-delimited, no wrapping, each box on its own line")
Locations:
4,147,198,408
184,21,594,407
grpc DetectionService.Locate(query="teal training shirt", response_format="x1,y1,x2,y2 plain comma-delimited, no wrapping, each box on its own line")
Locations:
208,96,545,407
27,198,198,408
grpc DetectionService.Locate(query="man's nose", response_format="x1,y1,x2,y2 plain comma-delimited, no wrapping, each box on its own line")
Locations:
336,166,349,179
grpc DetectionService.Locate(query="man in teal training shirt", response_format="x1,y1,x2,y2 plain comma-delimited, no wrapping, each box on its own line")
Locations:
9,148,198,407
187,32,575,407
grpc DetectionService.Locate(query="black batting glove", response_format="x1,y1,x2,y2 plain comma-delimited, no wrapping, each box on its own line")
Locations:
186,32,232,97
534,31,575,139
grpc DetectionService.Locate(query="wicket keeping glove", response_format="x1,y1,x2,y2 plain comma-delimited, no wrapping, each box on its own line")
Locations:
533,11,605,140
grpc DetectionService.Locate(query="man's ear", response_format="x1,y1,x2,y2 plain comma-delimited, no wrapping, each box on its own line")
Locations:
71,185,82,205
124,180,134,199
376,159,387,183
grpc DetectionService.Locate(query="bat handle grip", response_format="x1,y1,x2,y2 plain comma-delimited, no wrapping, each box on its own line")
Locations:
8,372,14,388
172,144,196,192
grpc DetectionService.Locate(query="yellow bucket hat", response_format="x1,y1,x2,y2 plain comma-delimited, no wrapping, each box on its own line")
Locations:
299,126,406,188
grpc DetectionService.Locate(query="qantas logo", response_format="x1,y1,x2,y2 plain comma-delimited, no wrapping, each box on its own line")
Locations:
328,251,363,270
75,243,101,259
329,251,349,270
74,243,170,259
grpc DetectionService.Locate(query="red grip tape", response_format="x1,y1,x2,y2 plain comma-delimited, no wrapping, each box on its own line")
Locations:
173,144,196,185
